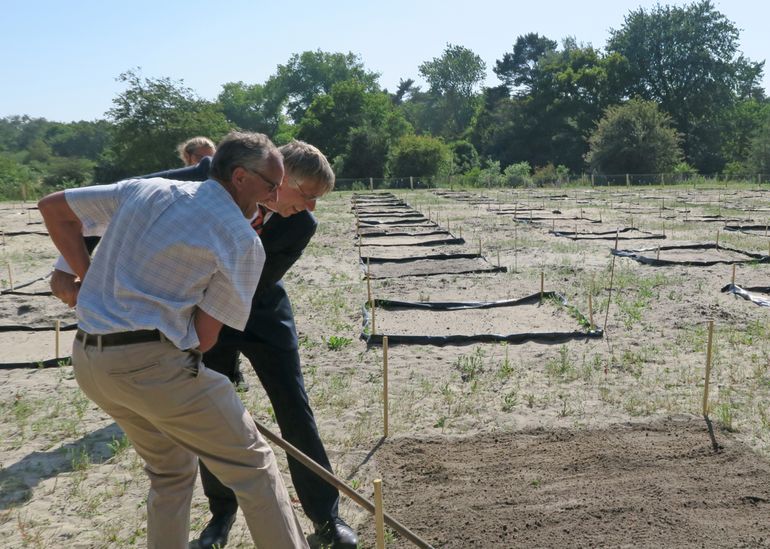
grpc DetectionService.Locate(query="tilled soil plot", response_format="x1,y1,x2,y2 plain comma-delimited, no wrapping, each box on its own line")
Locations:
358,418,770,548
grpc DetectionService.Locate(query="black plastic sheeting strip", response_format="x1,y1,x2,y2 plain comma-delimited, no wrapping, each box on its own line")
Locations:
1,274,49,295
2,290,53,296
360,292,602,346
611,243,770,267
1,230,49,236
362,261,507,279
355,212,425,218
359,237,465,247
0,357,72,370
357,230,450,238
362,253,481,264
723,225,770,236
550,227,665,240
0,322,78,332
358,218,434,226
721,283,770,307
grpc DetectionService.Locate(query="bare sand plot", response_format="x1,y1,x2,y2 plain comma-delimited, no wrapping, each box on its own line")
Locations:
366,294,596,345
613,243,769,266
364,256,505,279
357,418,770,549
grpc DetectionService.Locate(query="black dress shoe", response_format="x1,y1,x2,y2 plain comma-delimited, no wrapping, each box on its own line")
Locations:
198,511,237,549
313,517,359,548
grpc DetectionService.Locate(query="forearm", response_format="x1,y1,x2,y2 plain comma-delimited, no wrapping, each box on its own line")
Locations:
38,191,90,280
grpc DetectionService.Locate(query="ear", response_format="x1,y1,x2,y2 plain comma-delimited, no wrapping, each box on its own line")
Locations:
231,166,247,191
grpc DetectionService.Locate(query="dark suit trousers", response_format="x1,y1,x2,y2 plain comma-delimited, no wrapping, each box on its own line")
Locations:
200,338,340,525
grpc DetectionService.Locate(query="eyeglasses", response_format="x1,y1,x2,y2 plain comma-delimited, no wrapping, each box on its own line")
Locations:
292,179,323,202
244,168,282,193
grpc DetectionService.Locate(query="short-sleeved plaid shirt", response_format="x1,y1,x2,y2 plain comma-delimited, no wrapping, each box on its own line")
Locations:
65,178,264,349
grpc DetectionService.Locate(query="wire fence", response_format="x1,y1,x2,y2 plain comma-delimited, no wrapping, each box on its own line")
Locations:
335,172,770,192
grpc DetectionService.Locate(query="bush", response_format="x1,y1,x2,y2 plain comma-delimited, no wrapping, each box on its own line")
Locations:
532,163,569,186
502,162,531,187
387,135,451,177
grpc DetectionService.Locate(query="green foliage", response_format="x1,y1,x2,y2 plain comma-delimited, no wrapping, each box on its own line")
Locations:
532,163,569,186
325,335,353,351
387,135,451,177
449,140,480,174
217,81,286,136
586,98,683,173
606,0,765,172
269,50,380,124
502,161,531,186
746,115,770,174
297,80,411,178
0,154,38,199
414,43,486,138
102,69,230,180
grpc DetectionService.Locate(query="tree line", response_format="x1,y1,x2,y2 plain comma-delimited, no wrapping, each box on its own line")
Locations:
1,1,769,199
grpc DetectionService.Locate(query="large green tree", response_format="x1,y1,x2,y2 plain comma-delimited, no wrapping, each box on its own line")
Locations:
217,81,287,137
268,50,380,124
474,38,625,172
411,44,486,138
586,98,683,173
606,0,765,172
297,80,411,178
103,70,230,179
387,135,451,177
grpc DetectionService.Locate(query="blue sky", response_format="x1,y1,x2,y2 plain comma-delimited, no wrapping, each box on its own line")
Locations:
2,0,767,122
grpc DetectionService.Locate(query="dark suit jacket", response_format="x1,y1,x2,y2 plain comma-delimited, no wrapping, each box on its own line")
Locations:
92,158,315,351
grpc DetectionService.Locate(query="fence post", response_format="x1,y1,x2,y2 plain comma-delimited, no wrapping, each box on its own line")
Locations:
591,174,595,187
409,176,414,190
626,173,630,187
369,177,373,191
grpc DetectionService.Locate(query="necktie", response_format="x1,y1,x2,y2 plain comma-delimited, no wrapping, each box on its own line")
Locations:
251,205,266,235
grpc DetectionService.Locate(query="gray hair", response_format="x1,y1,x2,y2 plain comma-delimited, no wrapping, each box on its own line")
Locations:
279,140,335,194
209,131,280,183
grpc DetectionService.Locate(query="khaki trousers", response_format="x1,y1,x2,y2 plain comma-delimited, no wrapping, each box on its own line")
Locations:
72,337,308,549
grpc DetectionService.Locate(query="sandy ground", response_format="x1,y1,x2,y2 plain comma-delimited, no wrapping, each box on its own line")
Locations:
3,185,770,548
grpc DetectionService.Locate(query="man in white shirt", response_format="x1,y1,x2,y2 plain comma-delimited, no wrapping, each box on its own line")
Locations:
37,131,309,549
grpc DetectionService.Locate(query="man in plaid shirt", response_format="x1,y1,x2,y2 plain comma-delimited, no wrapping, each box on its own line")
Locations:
38,131,309,549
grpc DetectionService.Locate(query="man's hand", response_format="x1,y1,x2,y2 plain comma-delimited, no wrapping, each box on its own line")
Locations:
50,269,81,307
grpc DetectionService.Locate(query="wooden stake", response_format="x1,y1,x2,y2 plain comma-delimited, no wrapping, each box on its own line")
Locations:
514,225,518,273
383,336,389,438
588,292,594,328
614,229,620,251
715,230,720,249
55,319,61,359
497,250,501,268
656,246,660,260
540,271,544,300
703,320,715,416
366,259,372,303
7,263,13,290
374,479,386,549
603,255,617,332
371,298,376,336
478,238,482,257
732,265,736,286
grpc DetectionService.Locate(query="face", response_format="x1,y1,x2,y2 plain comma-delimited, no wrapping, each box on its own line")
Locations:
263,173,326,217
231,153,284,218
186,145,215,166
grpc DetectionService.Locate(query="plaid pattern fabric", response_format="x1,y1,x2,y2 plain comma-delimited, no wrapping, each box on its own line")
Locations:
65,178,264,349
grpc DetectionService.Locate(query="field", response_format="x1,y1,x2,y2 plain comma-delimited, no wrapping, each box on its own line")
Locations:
2,183,770,548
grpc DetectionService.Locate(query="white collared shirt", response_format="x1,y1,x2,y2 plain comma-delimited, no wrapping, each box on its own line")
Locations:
65,178,264,349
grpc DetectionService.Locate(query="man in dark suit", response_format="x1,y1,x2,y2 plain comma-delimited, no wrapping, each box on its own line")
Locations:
50,141,358,549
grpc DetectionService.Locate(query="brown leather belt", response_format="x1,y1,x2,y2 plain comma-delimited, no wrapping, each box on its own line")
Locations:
75,328,164,347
